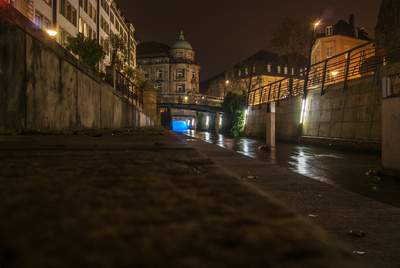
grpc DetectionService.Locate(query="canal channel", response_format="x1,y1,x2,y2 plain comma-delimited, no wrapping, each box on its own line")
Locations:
183,130,400,208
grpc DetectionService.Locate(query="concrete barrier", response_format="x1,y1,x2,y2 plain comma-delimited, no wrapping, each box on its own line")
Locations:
0,5,153,133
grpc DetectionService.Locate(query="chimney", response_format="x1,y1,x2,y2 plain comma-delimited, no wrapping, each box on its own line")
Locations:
349,14,354,29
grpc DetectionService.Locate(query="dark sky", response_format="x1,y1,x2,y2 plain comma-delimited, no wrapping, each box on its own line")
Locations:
116,0,381,82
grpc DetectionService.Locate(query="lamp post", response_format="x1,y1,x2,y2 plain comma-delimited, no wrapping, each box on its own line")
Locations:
46,30,58,38
303,20,321,99
224,80,229,97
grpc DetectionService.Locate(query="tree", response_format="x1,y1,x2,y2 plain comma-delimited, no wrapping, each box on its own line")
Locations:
222,91,247,137
375,0,400,62
122,66,153,90
104,32,128,70
266,17,309,71
66,33,104,69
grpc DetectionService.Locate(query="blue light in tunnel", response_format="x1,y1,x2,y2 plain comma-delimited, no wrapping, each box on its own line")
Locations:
172,121,189,133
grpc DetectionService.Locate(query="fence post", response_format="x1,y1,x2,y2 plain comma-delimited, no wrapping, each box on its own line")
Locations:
320,60,328,96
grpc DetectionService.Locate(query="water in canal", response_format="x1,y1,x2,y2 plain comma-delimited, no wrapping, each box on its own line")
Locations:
184,130,400,208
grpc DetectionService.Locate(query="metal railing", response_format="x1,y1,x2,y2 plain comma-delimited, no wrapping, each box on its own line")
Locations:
157,92,223,108
247,33,400,106
115,70,143,108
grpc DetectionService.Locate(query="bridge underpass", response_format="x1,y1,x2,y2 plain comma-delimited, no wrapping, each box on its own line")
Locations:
157,93,223,132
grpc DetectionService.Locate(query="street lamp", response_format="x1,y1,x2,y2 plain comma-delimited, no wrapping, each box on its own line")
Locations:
224,80,229,97
46,30,57,37
303,20,321,99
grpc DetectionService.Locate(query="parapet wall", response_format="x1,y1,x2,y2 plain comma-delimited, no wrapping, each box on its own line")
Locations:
244,76,382,151
0,5,153,133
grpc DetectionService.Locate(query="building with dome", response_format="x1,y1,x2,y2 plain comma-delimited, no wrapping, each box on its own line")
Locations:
136,31,201,94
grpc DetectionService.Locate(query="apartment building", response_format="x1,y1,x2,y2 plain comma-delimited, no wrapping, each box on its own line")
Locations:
5,0,136,70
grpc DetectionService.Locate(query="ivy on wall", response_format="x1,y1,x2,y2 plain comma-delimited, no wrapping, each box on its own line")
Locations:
222,91,247,137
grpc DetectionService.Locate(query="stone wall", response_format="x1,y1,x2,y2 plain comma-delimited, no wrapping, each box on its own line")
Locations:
0,5,153,133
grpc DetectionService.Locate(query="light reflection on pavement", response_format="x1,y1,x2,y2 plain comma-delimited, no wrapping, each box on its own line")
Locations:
184,130,400,208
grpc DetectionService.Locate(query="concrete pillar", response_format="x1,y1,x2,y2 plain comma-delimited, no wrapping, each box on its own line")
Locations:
142,89,157,122
266,102,276,148
214,112,220,136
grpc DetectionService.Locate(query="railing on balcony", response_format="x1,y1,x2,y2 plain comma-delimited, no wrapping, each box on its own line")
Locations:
115,70,143,108
247,34,400,106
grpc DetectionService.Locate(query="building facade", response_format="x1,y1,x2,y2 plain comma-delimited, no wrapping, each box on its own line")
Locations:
201,50,308,98
5,0,136,70
136,31,201,94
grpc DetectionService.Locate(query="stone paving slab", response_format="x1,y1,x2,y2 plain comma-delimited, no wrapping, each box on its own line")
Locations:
0,127,366,267
177,133,400,268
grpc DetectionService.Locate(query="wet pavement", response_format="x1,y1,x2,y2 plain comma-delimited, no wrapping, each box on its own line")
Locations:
184,130,400,208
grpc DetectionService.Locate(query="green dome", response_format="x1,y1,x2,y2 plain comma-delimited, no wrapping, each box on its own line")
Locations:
171,31,193,50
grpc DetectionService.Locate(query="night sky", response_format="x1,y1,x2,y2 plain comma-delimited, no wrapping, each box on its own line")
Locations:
116,0,381,82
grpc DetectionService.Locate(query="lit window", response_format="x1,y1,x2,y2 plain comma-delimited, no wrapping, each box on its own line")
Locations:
84,21,87,37
157,69,163,78
284,67,288,74
89,3,92,17
78,17,83,33
245,68,248,75
253,65,256,73
277,66,281,74
267,64,271,72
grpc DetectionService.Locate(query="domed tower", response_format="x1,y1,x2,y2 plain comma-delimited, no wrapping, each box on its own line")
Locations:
169,31,200,94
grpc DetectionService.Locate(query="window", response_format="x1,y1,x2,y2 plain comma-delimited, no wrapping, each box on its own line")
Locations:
177,84,184,92
92,9,96,23
245,68,248,75
110,12,114,25
284,67,288,74
84,21,87,37
177,69,184,78
35,12,50,30
44,0,52,7
157,84,162,90
6,0,16,6
83,0,87,13
78,17,83,33
326,46,333,58
177,52,182,59
143,70,149,78
277,66,281,74
292,68,294,75
88,26,92,39
157,69,163,78
88,2,92,17
238,69,241,76
93,31,96,40
192,85,196,91
192,71,196,79
325,26,333,36
267,64,271,72
79,0,82,8
252,65,256,73
300,68,303,76
60,0,76,26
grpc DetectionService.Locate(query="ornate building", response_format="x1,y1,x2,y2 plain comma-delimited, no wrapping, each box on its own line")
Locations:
136,31,201,94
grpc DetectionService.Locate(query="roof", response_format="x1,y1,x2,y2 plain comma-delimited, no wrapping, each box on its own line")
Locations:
316,15,371,41
171,31,193,51
136,41,171,58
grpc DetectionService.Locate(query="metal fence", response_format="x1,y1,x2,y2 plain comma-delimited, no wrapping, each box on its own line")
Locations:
115,70,143,108
247,33,400,106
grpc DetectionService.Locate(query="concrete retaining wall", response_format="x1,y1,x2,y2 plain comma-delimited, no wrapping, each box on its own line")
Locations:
244,76,382,151
0,5,153,133
382,97,400,175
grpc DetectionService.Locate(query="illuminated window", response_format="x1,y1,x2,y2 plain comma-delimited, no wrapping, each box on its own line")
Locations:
78,17,83,33
157,69,163,78
88,2,92,17
277,66,281,74
35,12,50,30
245,68,248,75
267,64,271,72
84,21,87,37
284,67,288,74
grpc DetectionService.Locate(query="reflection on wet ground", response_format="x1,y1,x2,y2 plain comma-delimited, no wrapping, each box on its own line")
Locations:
184,130,400,208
